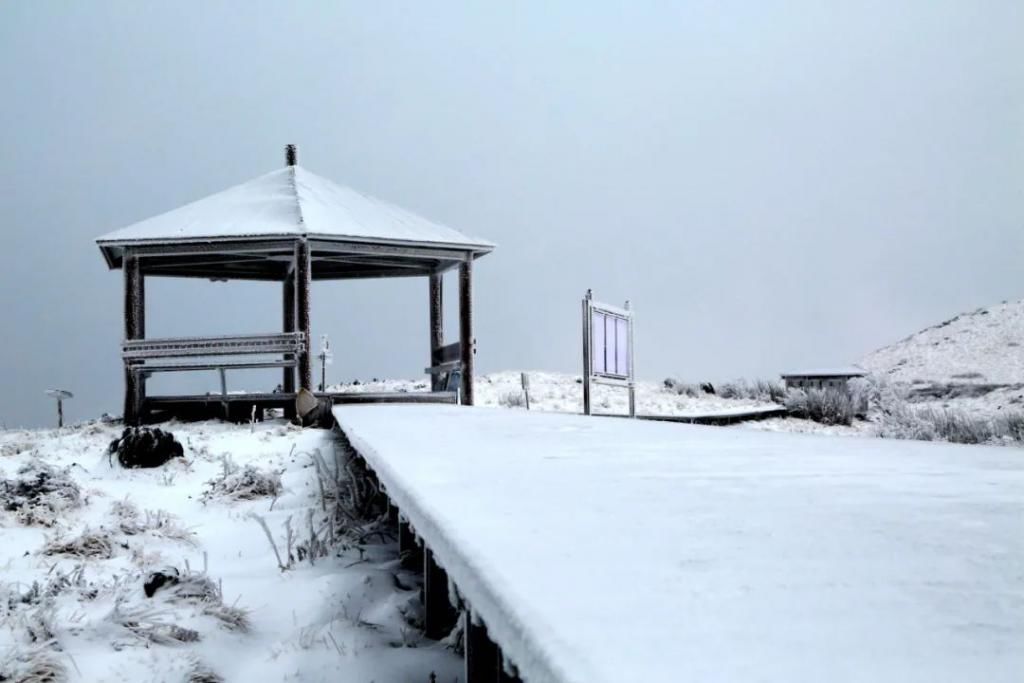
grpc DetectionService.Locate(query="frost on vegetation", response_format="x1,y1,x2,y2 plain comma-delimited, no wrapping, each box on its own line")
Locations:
109,499,196,545
42,529,114,560
0,646,67,683
720,379,787,403
785,388,855,426
497,391,526,408
202,456,282,502
1,438,36,458
185,658,224,683
140,561,250,634
876,403,1024,445
251,441,388,572
1,462,81,527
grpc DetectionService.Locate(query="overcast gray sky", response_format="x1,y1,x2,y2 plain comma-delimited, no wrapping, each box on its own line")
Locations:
1,1,1021,427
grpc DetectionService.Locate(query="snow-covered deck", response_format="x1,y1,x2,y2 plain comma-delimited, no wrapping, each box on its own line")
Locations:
333,404,1024,683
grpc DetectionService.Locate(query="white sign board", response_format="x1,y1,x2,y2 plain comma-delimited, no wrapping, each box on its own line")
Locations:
582,292,635,417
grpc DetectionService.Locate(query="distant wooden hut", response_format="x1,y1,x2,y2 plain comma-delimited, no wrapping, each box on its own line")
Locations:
96,146,494,424
780,367,867,391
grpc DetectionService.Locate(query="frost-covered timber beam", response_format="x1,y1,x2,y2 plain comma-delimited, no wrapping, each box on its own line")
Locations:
294,239,312,393
120,239,298,259
429,274,444,391
123,250,145,424
309,238,470,262
459,257,474,405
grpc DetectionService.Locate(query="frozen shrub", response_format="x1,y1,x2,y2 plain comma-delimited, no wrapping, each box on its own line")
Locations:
786,388,854,426
2,462,81,527
202,456,282,502
108,427,184,469
877,405,1024,445
663,379,700,398
996,412,1024,442
498,391,526,408
718,381,746,399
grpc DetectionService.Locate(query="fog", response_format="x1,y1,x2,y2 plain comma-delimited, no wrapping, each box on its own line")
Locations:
1,1,1020,427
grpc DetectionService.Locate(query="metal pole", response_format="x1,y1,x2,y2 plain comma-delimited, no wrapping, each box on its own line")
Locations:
57,399,63,428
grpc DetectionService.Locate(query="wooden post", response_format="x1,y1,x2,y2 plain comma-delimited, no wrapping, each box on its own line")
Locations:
123,252,145,424
423,548,458,639
399,518,422,570
295,239,312,393
458,259,474,406
626,299,636,418
429,273,444,391
465,618,499,682
283,271,295,395
582,290,592,416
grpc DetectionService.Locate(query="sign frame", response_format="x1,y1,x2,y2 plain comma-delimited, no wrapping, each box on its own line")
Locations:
582,290,636,417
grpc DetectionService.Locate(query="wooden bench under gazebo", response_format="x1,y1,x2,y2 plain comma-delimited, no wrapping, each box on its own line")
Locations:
96,146,494,424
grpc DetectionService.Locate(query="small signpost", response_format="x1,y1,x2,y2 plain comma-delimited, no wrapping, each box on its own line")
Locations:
520,372,531,410
581,290,635,417
45,389,73,428
318,334,333,392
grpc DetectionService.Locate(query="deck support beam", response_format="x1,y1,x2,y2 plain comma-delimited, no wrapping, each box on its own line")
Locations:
465,618,500,682
429,273,444,391
399,518,422,570
123,252,145,424
294,239,312,394
458,259,474,405
423,548,458,639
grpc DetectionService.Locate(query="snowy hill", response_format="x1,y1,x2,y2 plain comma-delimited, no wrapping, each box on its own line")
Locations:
861,299,1024,385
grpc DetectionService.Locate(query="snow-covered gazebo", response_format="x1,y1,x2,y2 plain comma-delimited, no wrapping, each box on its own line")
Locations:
97,146,494,424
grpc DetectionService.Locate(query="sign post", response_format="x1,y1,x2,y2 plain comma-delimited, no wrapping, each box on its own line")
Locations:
318,334,333,392
582,290,636,417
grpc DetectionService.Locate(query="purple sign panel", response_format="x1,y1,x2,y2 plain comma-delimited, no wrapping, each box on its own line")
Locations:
591,310,630,378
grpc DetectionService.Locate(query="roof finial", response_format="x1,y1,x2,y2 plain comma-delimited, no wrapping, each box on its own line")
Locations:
285,144,297,167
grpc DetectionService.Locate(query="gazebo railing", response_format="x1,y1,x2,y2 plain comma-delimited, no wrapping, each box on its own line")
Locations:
123,332,307,360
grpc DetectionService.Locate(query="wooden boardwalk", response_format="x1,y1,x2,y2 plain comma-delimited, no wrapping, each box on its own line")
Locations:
334,404,1024,683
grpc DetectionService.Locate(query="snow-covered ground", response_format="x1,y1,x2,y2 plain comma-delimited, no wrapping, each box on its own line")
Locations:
336,404,1024,683
330,370,774,417
0,420,460,682
862,298,1024,385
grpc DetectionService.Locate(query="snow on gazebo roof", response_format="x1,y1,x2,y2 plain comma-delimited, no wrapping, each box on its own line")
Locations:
96,164,495,259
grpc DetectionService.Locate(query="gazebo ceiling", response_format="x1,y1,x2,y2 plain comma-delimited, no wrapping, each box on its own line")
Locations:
96,164,494,280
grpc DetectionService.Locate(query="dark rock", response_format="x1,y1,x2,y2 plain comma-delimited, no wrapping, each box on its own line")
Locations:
700,382,716,395
144,568,180,598
108,427,184,469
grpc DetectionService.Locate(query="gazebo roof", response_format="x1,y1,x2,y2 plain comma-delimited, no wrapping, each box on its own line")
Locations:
96,164,494,280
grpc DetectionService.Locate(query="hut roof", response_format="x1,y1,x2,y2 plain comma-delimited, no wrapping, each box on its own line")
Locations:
96,165,494,270
780,367,868,379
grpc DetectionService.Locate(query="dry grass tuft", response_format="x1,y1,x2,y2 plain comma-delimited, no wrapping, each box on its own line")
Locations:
109,499,196,545
0,646,67,683
202,456,282,502
42,529,114,560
